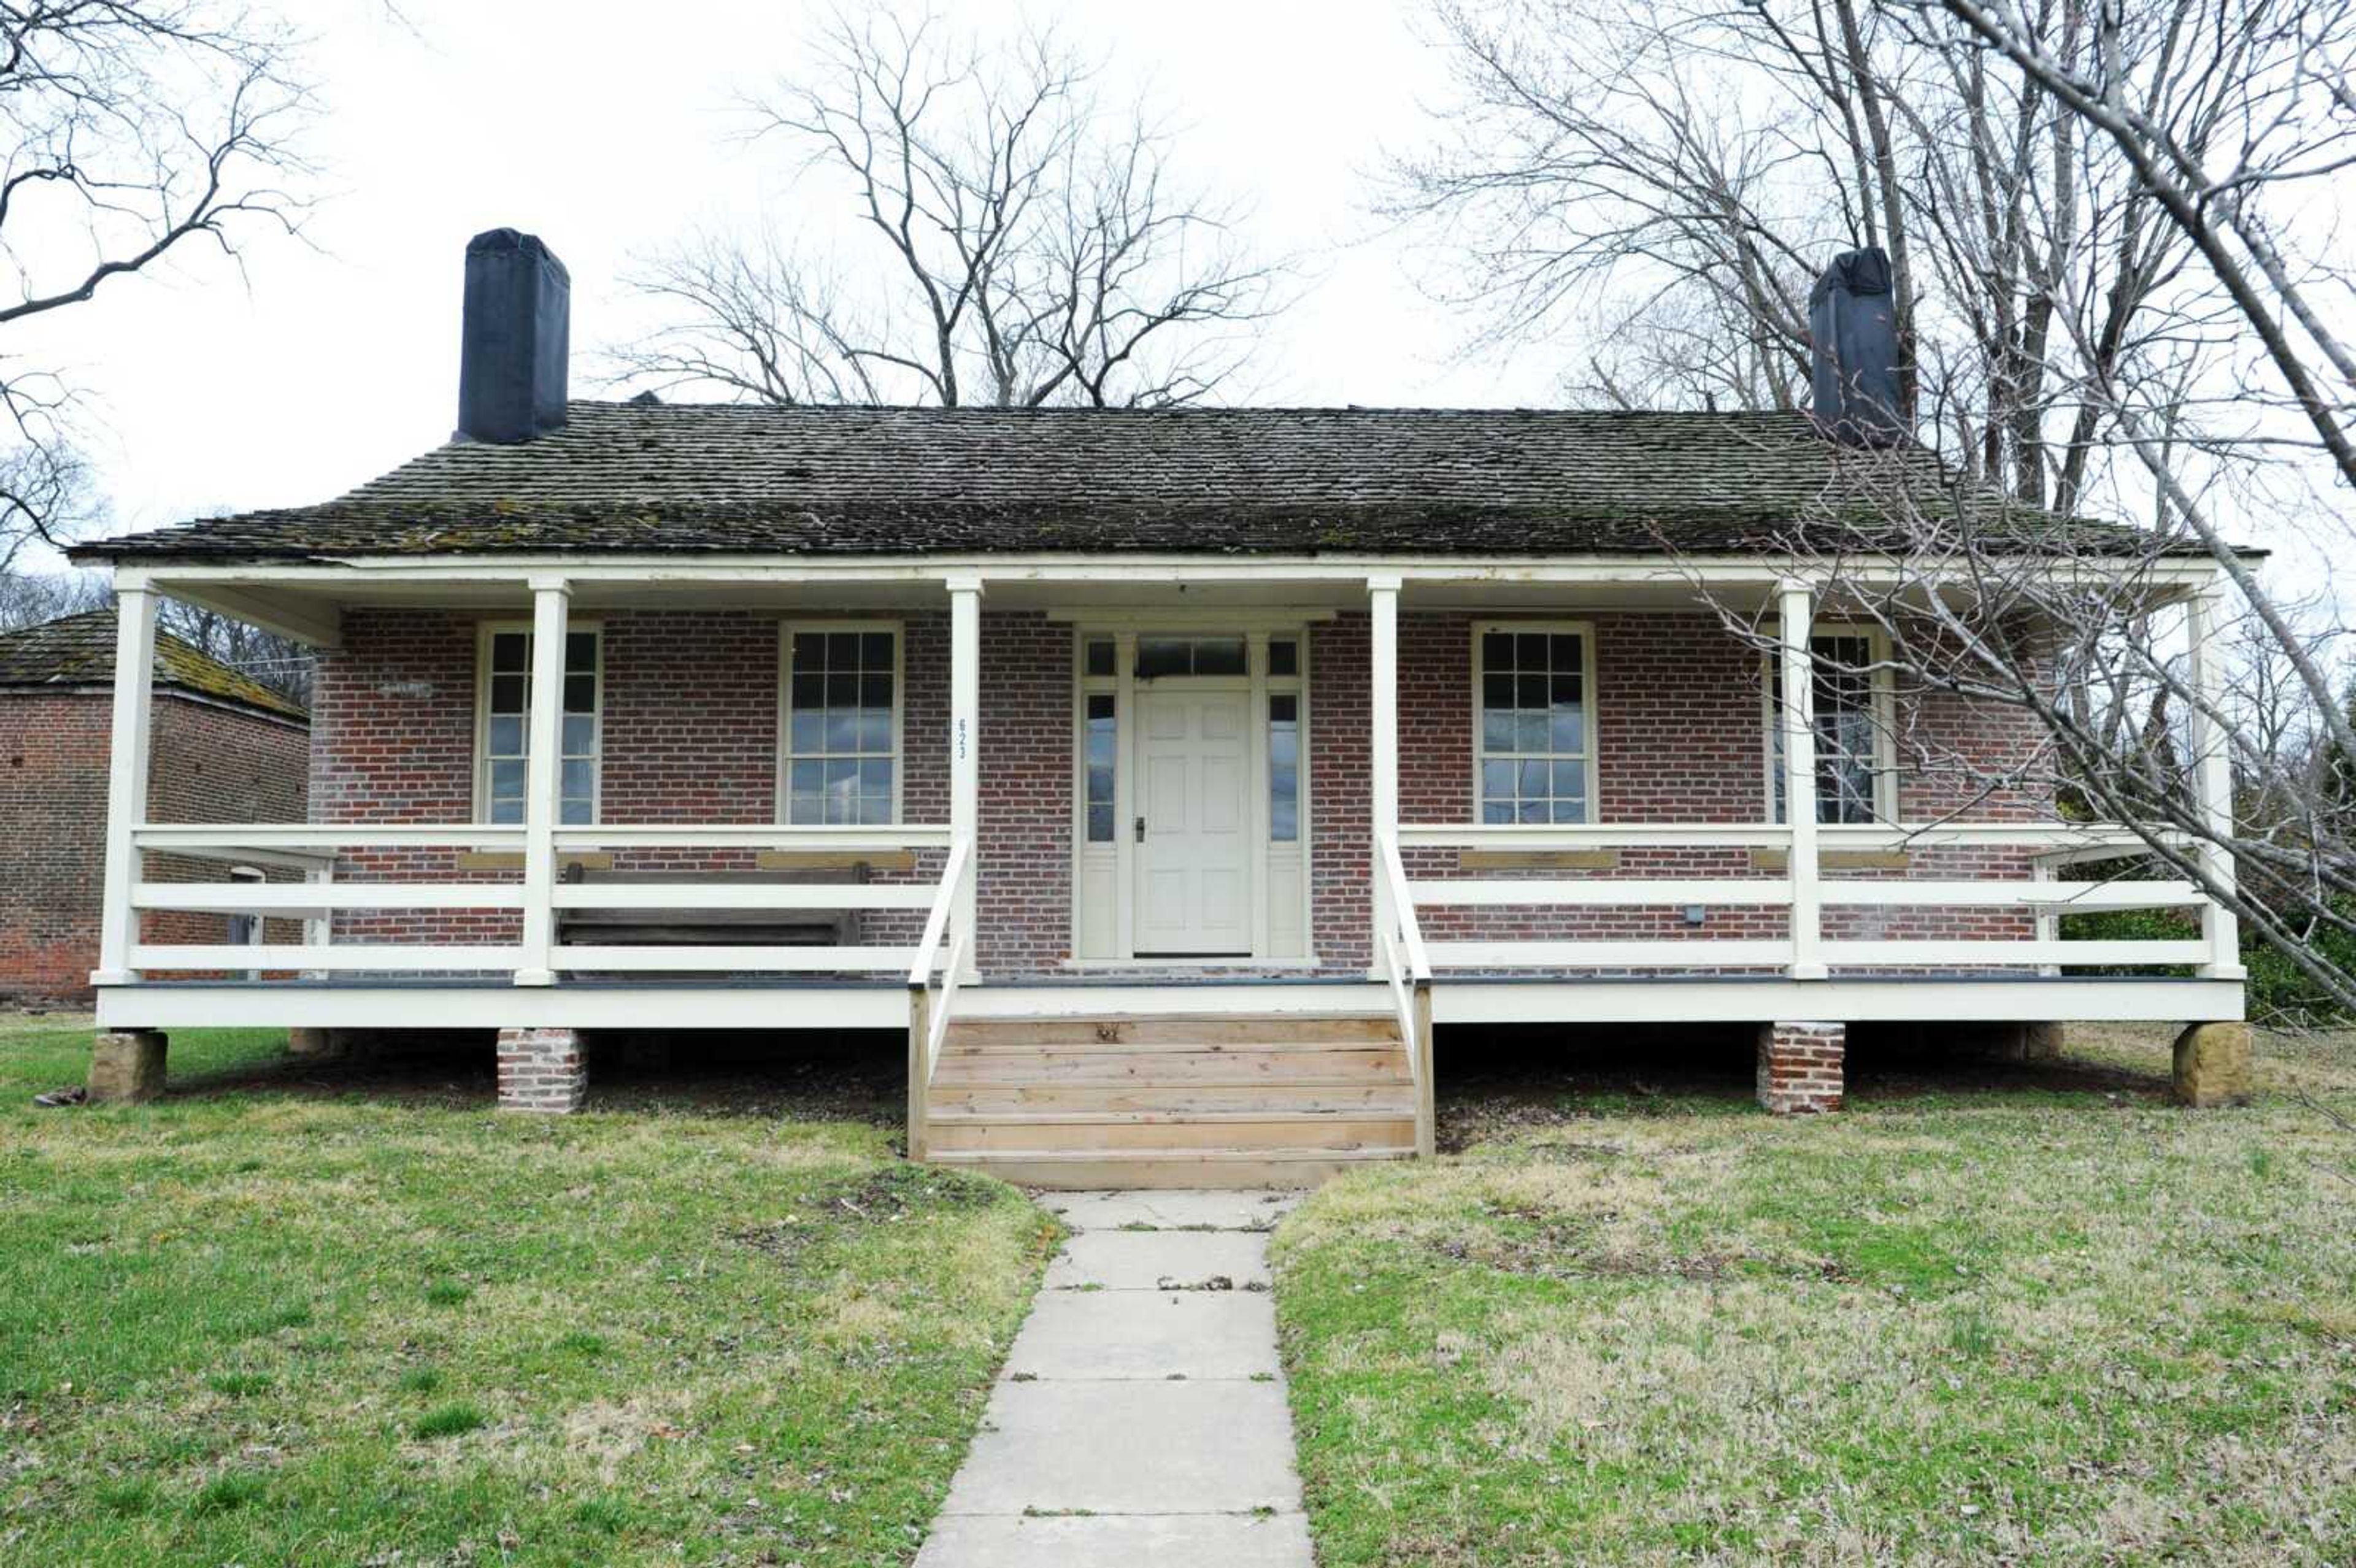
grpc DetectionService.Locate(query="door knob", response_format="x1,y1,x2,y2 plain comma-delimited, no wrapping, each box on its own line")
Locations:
1134,816,1146,843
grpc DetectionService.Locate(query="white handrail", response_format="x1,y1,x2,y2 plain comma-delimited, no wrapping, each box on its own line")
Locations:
1377,832,1436,1158
906,836,977,1163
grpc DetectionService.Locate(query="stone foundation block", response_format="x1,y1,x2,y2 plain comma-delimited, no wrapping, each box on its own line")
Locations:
1758,1021,1845,1114
2171,1021,2251,1108
88,1029,168,1104
1995,1021,2065,1064
496,1026,588,1113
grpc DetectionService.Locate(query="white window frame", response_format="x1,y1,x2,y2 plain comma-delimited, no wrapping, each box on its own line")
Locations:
1470,619,1600,825
1758,621,1899,824
473,618,604,826
776,618,906,826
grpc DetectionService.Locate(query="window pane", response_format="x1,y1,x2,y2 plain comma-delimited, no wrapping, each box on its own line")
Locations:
791,672,823,710
561,758,593,801
1191,638,1246,675
491,674,525,715
1270,688,1299,844
492,632,528,672
1084,639,1116,678
790,709,823,752
791,632,823,668
1551,633,1581,671
1480,709,1514,752
490,757,525,802
1550,703,1584,754
488,795,523,825
858,712,893,753
1480,632,1513,671
1515,632,1548,667
1482,672,1514,712
861,631,893,667
1481,799,1513,824
563,674,595,715
861,673,892,709
1480,759,1514,800
488,714,523,758
1087,803,1116,842
825,672,858,707
560,796,592,826
1268,639,1298,677
826,631,859,666
561,713,594,756
825,711,858,752
565,631,596,674
1136,637,1190,680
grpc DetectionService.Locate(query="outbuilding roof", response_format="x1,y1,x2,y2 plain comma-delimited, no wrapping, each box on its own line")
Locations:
0,609,307,721
71,402,2178,564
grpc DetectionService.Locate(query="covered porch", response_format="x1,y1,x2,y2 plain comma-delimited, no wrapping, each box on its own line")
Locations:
84,551,2250,1160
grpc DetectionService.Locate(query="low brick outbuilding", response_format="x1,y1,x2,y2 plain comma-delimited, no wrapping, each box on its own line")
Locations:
0,609,307,1004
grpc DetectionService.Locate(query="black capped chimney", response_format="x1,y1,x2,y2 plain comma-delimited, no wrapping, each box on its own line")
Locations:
1808,245,1903,446
457,228,569,444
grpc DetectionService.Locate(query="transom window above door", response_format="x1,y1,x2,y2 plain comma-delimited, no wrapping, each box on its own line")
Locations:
1134,636,1247,679
782,626,901,824
1475,623,1595,824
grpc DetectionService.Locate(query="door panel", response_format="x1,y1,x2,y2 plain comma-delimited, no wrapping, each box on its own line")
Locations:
1134,687,1253,955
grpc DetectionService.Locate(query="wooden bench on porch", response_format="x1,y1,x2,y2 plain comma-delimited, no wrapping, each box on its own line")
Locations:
554,863,869,950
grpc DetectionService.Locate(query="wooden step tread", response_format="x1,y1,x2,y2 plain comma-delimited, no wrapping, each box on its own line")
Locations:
928,1145,1409,1166
944,1039,1399,1056
926,1107,1415,1125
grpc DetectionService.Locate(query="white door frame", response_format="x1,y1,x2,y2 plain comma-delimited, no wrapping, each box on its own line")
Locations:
1067,620,1314,964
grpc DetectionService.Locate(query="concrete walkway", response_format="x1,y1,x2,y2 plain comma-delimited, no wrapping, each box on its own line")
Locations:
914,1189,1316,1567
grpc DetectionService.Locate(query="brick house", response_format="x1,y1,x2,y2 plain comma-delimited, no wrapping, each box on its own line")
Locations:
64,230,2247,1182
0,609,307,1005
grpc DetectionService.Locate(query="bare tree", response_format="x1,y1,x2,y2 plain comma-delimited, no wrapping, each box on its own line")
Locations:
0,564,103,628
0,3,312,565
1403,0,2356,1017
610,7,1283,408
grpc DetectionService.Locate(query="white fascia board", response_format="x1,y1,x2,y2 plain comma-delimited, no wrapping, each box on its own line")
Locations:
1433,977,2244,1026
118,552,2233,593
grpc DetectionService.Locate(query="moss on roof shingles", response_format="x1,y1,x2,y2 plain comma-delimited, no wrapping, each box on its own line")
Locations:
69,402,2176,564
0,609,306,721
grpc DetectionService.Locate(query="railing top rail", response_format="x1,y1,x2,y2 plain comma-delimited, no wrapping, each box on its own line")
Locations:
554,824,953,850
1395,821,2185,853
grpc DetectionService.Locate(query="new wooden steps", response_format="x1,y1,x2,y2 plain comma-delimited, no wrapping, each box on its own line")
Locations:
918,1011,1418,1188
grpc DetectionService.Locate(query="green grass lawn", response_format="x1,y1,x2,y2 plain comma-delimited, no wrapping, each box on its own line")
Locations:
0,1022,1055,1566
1274,1026,2356,1566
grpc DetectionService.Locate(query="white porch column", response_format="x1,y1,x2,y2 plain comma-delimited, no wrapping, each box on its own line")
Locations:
2184,588,2246,979
91,585,158,986
1368,574,1402,974
514,578,570,987
1777,581,1827,980
948,574,983,982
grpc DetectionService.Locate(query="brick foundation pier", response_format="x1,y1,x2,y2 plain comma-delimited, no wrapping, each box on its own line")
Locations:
496,1027,588,1113
1757,1021,1845,1113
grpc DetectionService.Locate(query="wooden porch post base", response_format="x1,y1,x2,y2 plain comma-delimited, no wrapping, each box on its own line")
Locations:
89,1029,168,1104
496,1027,588,1113
2171,1021,2251,1108
1758,1021,1844,1114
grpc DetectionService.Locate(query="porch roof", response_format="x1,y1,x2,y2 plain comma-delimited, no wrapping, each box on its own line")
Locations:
72,403,2192,565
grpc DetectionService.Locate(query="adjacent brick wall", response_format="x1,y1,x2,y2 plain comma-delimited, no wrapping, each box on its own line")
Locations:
0,690,307,1002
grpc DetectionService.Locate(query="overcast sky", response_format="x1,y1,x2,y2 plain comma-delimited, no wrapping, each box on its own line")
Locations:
33,0,1563,551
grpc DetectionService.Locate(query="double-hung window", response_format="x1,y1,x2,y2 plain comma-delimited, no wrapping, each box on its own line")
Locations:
1765,629,1895,824
782,625,902,824
1474,623,1596,824
477,625,601,824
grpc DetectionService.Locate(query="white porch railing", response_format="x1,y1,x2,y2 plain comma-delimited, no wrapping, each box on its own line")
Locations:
123,823,955,979
1375,832,1436,1157
1394,823,2220,974
905,836,977,1161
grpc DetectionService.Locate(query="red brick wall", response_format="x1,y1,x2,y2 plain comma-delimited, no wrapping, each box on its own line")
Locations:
299,604,2054,978
0,690,307,1002
1394,610,2045,961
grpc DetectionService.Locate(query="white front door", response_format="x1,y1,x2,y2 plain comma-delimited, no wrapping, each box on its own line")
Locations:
1133,686,1253,955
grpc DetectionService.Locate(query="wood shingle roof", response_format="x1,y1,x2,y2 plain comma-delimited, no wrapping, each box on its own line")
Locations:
71,402,2168,564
